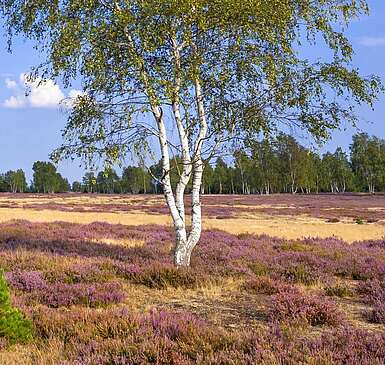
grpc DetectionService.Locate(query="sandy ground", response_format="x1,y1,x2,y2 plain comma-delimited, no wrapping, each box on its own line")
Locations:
0,205,384,242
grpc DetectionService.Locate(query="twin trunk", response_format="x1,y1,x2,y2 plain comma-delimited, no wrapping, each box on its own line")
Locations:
174,227,201,266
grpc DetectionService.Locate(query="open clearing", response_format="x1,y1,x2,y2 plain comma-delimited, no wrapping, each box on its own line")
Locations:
0,193,384,364
0,193,384,242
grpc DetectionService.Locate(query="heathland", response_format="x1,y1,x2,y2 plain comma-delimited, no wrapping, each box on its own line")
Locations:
0,193,384,364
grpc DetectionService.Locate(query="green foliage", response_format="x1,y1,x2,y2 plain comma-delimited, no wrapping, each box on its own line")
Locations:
324,283,353,298
279,243,312,253
351,133,385,193
0,170,27,193
0,272,33,344
82,172,97,193
97,167,121,194
0,131,382,195
321,148,354,193
355,217,364,225
0,0,380,168
32,161,70,193
249,262,270,277
280,264,319,286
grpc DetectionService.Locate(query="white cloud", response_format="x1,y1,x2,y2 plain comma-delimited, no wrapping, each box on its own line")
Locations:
357,36,385,47
3,95,26,109
5,78,17,90
26,79,65,108
2,73,81,109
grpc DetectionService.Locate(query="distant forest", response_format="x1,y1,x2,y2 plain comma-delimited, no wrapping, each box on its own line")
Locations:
1,132,385,195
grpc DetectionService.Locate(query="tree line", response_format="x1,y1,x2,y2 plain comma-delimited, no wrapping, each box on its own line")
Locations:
0,133,384,195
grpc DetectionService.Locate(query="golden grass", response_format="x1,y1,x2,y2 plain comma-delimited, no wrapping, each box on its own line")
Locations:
0,194,164,207
0,207,171,226
0,206,384,242
0,339,65,365
120,277,259,329
0,194,384,242
206,215,385,242
91,237,145,248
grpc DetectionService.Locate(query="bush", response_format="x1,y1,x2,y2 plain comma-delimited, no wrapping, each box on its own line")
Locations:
324,283,353,298
134,265,208,289
5,270,47,292
355,217,364,225
242,276,292,295
249,262,270,277
357,279,385,304
30,281,125,308
0,271,33,344
278,264,320,286
279,242,312,252
45,263,110,284
269,290,344,327
365,303,385,324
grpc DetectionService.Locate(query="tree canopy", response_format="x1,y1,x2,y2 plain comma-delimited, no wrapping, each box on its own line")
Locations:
1,0,380,162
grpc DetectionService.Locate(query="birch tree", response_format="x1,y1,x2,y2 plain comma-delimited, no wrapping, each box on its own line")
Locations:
1,0,381,266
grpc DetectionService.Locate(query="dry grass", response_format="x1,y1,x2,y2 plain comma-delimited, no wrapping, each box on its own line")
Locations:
206,215,385,242
0,339,65,365
90,237,145,248
0,208,171,225
0,205,384,242
119,277,259,329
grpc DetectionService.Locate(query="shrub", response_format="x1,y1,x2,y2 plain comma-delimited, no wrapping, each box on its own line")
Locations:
134,265,208,289
45,263,109,284
366,303,385,324
324,283,353,298
306,326,385,365
278,242,312,252
355,217,364,225
31,281,125,308
357,279,385,304
0,271,33,344
5,270,47,292
278,264,320,286
269,290,344,327
113,262,143,280
249,262,270,277
242,276,292,295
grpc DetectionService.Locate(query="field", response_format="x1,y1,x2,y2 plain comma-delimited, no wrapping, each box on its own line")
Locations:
0,193,385,364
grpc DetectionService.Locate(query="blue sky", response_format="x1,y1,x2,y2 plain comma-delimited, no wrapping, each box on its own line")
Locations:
1,2,385,184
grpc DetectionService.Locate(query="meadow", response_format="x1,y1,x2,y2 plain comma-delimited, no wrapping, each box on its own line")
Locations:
0,193,384,364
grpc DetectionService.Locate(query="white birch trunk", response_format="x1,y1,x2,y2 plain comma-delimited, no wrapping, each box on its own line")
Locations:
134,29,207,266
173,73,207,267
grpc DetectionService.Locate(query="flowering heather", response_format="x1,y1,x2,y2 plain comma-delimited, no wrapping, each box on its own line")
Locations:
45,262,111,284
0,215,383,363
29,282,126,308
5,270,47,292
242,276,292,295
133,265,211,289
357,279,385,304
366,303,385,324
269,290,345,327
112,262,143,280
31,307,385,365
